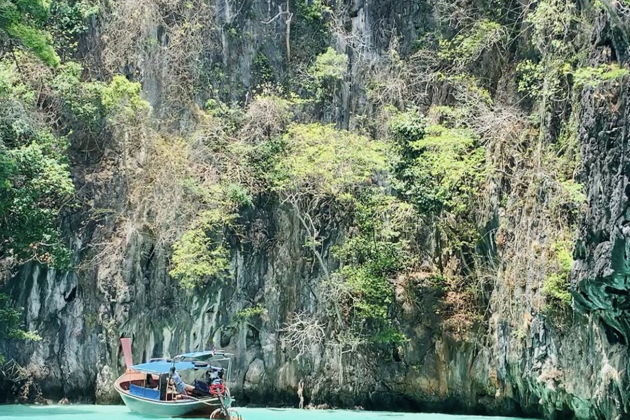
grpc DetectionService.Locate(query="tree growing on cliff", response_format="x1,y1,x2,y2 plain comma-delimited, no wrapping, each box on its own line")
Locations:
169,209,234,288
390,108,487,265
330,187,414,345
0,0,59,66
268,123,387,280
0,59,74,267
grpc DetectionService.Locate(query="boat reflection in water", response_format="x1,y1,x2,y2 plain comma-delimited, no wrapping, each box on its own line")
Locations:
114,338,242,419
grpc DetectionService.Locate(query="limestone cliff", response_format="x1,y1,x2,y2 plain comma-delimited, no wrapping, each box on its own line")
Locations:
1,1,630,419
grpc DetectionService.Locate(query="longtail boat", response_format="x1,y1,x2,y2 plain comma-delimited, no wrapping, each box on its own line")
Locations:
115,338,241,419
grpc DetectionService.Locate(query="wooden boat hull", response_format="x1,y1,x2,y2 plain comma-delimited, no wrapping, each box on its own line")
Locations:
115,372,227,418
117,388,215,417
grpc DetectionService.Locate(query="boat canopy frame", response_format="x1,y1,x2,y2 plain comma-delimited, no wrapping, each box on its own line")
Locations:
130,349,234,383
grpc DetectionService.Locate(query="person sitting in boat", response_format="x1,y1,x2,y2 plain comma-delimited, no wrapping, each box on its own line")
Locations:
207,367,226,395
192,366,225,396
169,366,194,397
207,366,224,385
145,373,155,388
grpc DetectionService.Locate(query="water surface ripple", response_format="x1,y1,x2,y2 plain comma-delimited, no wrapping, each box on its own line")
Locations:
0,405,539,420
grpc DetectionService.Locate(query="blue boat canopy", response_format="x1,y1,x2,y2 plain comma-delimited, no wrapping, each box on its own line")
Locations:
131,350,233,373
131,360,197,374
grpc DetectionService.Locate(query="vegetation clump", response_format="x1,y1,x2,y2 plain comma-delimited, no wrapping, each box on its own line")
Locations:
390,108,488,258
0,60,74,267
332,189,414,345
270,123,386,196
0,0,59,66
305,47,348,104
0,294,41,363
572,64,629,88
543,240,574,307
169,209,235,289
233,305,266,322
438,19,506,70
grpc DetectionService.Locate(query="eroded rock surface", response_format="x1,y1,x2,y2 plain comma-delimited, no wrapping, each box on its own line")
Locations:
1,1,630,419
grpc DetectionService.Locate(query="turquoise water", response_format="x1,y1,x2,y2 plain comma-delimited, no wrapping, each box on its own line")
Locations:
0,405,536,420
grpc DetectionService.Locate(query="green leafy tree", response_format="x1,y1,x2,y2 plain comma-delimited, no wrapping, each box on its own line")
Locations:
0,60,74,267
51,61,107,135
307,48,348,102
332,188,413,344
101,75,150,123
169,209,234,288
438,19,506,71
0,137,74,266
271,123,386,197
47,0,99,60
390,109,487,267
269,123,387,280
0,0,60,66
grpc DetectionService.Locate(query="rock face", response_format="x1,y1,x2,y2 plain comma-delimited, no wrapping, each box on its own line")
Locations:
2,1,630,419
575,84,630,344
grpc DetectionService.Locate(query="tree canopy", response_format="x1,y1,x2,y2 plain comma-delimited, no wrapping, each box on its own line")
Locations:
0,0,60,66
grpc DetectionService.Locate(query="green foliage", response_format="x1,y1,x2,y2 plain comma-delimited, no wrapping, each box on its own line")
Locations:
392,115,486,217
543,240,573,307
559,179,586,206
0,294,41,341
0,136,74,266
309,47,347,81
252,53,275,87
373,327,408,345
203,98,243,131
389,107,489,278
0,57,36,104
51,62,106,132
516,59,547,98
516,0,593,103
0,59,74,267
518,60,628,98
270,123,386,197
48,0,100,59
389,108,425,145
0,0,60,66
333,188,413,344
101,75,150,124
307,48,347,101
414,124,486,213
438,19,506,69
225,183,253,208
233,304,266,322
296,0,330,21
169,209,234,288
249,135,288,182
543,115,585,222
573,63,629,88
6,22,59,66
291,0,330,75
0,293,41,363
537,59,570,99
525,0,576,53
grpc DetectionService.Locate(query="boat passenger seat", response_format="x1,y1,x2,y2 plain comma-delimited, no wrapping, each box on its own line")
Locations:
129,384,160,400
